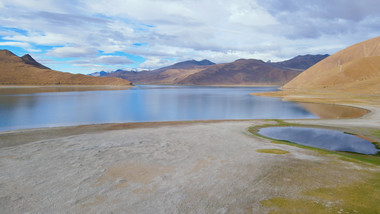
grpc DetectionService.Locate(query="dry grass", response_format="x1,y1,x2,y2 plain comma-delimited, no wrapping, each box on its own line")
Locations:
256,149,290,154
261,172,380,214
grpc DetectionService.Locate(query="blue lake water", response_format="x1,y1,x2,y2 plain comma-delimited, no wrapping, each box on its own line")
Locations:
258,127,379,155
0,85,361,131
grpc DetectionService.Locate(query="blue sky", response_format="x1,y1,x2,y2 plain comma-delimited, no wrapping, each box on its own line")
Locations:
1,0,380,74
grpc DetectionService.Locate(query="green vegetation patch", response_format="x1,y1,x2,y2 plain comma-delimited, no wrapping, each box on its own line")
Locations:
249,120,380,166
261,172,380,214
261,197,331,214
369,129,380,149
256,149,290,154
371,129,380,138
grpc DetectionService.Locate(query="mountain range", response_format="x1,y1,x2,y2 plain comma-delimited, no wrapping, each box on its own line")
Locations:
0,50,132,86
283,36,380,95
270,54,329,71
0,48,330,87
103,59,215,84
95,54,328,85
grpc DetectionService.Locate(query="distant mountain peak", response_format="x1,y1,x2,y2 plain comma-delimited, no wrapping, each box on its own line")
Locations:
171,59,215,67
21,54,50,69
0,49,132,86
0,49,17,55
198,59,215,65
0,49,19,59
271,54,329,71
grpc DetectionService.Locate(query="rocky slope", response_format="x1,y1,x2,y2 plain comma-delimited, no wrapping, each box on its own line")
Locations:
0,50,132,86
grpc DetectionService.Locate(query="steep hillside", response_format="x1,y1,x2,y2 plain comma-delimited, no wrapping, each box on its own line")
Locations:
283,36,380,94
0,50,132,86
178,59,300,85
21,54,51,69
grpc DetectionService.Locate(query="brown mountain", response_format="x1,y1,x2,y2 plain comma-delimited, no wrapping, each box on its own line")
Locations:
105,59,215,84
104,55,326,86
178,59,300,85
282,36,380,94
0,50,132,86
21,54,51,69
271,54,329,71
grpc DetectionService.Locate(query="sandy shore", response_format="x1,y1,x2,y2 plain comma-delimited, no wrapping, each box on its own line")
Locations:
1,99,380,213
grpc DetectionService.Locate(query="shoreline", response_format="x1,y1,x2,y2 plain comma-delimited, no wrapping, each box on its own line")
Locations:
0,85,133,89
0,94,376,146
1,89,380,213
137,84,281,87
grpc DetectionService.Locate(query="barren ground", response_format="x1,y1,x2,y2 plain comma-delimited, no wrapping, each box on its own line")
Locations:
1,94,380,213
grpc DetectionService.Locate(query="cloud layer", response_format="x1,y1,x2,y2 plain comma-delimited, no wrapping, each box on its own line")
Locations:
1,0,380,73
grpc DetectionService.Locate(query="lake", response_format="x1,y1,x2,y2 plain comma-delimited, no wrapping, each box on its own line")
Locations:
0,85,366,131
258,127,379,155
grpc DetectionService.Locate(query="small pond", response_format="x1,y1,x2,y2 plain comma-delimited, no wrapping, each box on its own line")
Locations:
258,127,379,155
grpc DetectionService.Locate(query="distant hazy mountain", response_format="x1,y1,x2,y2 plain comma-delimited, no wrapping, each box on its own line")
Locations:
104,59,215,84
0,50,132,86
271,54,329,71
283,36,380,95
95,55,326,86
178,59,300,85
88,71,109,77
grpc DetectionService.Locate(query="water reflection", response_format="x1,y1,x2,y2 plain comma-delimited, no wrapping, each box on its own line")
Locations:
0,86,130,95
297,103,368,119
0,85,368,131
258,127,379,155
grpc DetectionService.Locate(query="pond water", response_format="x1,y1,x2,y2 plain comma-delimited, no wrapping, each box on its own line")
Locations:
258,127,379,155
0,85,367,131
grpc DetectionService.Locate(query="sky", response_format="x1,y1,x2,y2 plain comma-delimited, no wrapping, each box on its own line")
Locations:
0,0,380,74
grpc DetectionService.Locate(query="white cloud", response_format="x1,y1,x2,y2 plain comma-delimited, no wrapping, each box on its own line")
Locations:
139,57,173,70
49,47,98,58
1,0,380,73
95,55,134,65
0,41,30,48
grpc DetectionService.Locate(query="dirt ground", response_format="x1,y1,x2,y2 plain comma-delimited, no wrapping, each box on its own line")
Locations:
1,96,379,213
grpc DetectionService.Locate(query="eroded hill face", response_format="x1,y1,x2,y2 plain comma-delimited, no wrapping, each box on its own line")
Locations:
0,50,132,86
283,36,380,94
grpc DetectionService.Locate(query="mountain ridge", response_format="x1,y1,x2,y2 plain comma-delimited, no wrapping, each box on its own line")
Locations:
104,59,215,84
270,54,329,71
0,50,132,86
178,58,299,85
99,55,327,85
21,54,51,70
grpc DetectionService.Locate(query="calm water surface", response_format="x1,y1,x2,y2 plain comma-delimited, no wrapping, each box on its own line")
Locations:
258,127,379,155
0,85,357,131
